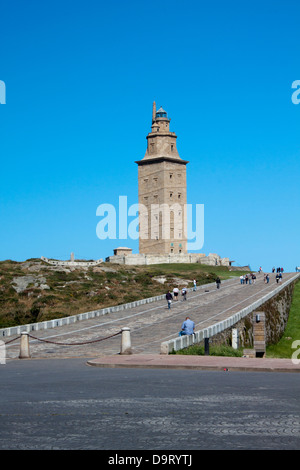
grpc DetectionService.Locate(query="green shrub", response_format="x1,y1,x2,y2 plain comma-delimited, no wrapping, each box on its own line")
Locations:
172,344,243,357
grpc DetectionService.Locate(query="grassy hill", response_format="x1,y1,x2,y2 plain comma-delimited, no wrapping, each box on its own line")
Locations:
0,258,248,328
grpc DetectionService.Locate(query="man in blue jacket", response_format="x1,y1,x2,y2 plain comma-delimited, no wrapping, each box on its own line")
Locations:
179,316,195,336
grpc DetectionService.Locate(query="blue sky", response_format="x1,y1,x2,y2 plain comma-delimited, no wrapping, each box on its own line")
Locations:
0,0,299,272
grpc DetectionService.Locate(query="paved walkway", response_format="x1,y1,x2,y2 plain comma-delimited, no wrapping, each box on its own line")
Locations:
5,272,299,373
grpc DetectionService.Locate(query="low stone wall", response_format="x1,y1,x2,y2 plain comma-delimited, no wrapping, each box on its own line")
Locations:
160,273,300,354
41,256,103,267
106,252,230,266
264,282,295,344
207,281,296,349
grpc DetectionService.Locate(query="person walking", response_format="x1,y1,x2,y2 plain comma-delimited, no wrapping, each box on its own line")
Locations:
173,286,179,301
179,316,195,336
193,279,197,291
166,291,173,309
216,277,221,289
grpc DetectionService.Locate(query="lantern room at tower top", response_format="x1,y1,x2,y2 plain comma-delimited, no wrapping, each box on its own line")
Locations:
155,106,168,119
152,101,169,123
151,102,172,132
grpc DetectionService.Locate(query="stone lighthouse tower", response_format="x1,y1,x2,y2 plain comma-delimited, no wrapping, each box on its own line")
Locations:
135,102,189,255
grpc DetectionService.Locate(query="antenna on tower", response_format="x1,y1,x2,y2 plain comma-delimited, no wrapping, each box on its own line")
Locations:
152,101,156,123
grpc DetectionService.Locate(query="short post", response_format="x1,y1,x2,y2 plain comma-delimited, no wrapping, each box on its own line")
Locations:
232,328,239,349
204,337,209,356
160,342,169,355
120,327,132,355
253,311,266,358
0,340,6,365
19,332,31,359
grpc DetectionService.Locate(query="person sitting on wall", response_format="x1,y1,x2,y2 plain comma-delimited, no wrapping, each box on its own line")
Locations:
179,316,195,336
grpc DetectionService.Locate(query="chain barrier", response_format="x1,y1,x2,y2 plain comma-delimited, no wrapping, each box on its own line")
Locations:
27,330,122,346
3,335,21,345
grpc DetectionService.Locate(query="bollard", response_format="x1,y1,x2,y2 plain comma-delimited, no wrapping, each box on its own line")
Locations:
204,337,209,356
232,328,239,349
0,340,6,365
19,332,31,359
120,327,132,355
160,342,169,355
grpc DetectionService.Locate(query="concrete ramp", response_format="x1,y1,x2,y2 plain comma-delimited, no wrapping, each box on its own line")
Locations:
4,272,299,359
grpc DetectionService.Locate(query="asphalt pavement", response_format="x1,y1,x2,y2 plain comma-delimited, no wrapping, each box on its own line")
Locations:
0,358,299,451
